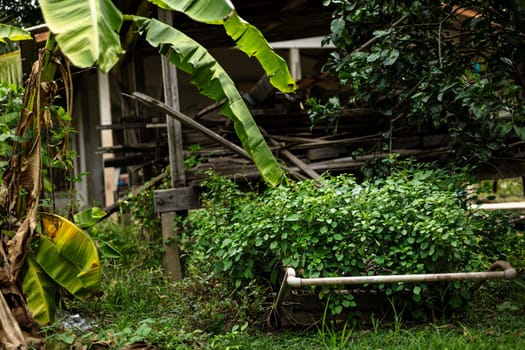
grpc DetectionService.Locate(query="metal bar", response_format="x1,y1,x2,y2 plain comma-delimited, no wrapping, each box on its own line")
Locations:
286,262,516,288
274,261,517,311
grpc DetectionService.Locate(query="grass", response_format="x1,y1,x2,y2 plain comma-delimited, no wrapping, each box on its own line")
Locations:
46,264,525,349
41,221,525,349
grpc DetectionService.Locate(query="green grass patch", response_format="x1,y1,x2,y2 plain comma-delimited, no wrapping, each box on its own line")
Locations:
45,231,525,349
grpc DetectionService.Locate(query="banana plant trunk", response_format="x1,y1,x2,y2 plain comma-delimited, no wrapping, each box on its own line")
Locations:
0,36,59,349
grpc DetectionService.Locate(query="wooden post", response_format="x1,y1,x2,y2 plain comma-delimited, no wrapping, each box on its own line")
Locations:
158,9,186,281
161,212,182,280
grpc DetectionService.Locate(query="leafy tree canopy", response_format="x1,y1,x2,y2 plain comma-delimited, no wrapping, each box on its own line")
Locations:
316,0,525,163
0,0,42,27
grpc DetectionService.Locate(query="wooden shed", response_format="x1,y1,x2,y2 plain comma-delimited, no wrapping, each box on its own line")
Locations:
16,1,525,212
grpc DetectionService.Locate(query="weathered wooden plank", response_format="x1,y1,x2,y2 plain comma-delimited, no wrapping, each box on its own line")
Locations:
103,155,149,168
131,92,252,161
289,133,383,151
306,146,346,161
97,143,157,154
97,122,168,130
154,187,201,213
159,9,186,188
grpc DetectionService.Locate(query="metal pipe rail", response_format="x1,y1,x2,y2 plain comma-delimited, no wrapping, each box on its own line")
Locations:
273,261,518,312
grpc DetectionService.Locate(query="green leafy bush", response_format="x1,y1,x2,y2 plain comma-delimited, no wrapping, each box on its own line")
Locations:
314,1,525,162
183,164,522,318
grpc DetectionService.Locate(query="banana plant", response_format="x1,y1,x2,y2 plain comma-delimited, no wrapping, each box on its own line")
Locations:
0,0,295,346
39,0,296,186
23,207,116,324
23,212,102,324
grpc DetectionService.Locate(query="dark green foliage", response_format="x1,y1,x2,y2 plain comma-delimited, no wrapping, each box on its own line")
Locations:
183,164,522,319
0,0,42,27
0,82,81,210
0,81,23,177
313,0,525,162
306,96,342,133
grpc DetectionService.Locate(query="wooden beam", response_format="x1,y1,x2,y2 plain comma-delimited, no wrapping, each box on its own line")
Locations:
154,187,201,213
130,92,252,160
288,133,383,151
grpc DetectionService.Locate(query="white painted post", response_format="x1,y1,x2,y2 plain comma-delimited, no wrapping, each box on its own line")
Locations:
289,48,302,81
97,69,116,209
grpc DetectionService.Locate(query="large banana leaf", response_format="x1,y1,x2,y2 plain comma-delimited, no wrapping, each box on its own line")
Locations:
39,0,124,72
22,256,57,324
36,213,101,298
149,0,296,92
135,17,286,186
0,24,31,42
149,0,232,24
23,213,102,323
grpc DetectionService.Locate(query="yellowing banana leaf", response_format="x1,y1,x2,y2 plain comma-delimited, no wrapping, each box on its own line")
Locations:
149,0,296,92
135,17,286,186
37,213,101,298
39,0,124,72
0,24,31,42
23,256,57,324
34,236,98,299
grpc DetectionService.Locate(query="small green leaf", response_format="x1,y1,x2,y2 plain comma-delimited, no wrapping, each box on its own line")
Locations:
97,240,122,259
284,214,300,221
367,52,381,63
514,125,525,140
74,207,107,228
373,29,391,38
449,295,463,309
384,49,400,66
333,233,343,241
